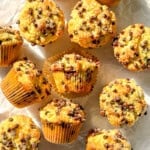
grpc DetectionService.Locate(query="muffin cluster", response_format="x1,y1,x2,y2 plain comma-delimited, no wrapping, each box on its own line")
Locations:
0,0,149,149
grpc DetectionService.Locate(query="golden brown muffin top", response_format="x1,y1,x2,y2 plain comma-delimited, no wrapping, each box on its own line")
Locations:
86,129,131,150
113,24,150,71
13,58,51,100
99,78,147,127
40,98,86,124
51,53,99,72
0,26,23,46
68,0,116,48
0,115,40,150
18,0,65,46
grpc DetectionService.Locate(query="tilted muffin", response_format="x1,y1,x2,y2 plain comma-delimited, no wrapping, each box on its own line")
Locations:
86,129,131,150
18,0,65,46
113,24,150,71
99,78,147,127
0,115,40,150
43,51,99,97
97,0,121,7
0,26,23,67
40,98,86,144
1,58,51,108
68,0,116,48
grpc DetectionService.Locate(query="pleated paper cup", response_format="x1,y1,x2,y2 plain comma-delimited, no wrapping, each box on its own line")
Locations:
1,68,40,108
43,49,100,98
41,119,83,144
0,43,22,67
0,27,23,67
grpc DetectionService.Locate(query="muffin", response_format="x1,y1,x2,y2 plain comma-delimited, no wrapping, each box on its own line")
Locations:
98,0,121,7
86,129,131,150
18,0,65,46
43,50,99,97
1,58,51,108
0,115,40,150
40,98,86,144
113,24,150,71
0,26,23,67
68,0,116,48
99,78,147,127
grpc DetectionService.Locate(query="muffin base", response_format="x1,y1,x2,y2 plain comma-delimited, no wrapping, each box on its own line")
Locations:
1,68,40,108
41,120,82,144
43,49,99,98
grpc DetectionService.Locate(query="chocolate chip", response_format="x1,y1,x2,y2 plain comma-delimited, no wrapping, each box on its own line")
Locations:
69,34,73,38
103,135,108,139
8,118,13,122
100,110,105,117
61,122,66,128
144,111,147,115
45,89,50,95
28,8,33,15
113,37,119,47
147,59,150,66
24,27,28,31
86,27,90,31
103,14,107,18
104,143,109,148
112,21,115,25
92,39,100,44
16,67,21,71
46,5,50,10
16,20,20,24
38,8,42,15
42,78,48,84
35,86,41,94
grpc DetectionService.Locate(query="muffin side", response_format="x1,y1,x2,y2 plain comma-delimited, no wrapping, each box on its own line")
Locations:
43,50,100,98
1,58,51,108
40,98,86,143
0,27,23,67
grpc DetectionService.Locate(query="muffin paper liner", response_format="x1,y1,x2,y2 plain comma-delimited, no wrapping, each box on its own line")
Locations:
0,43,22,67
43,49,100,98
41,119,82,144
1,68,41,108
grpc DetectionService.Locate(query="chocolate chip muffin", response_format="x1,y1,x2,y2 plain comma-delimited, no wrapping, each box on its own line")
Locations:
1,58,51,108
86,129,131,150
98,0,121,7
0,115,40,150
40,98,86,144
99,78,147,127
43,50,100,98
0,26,23,67
18,0,65,46
113,24,150,71
68,0,116,48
